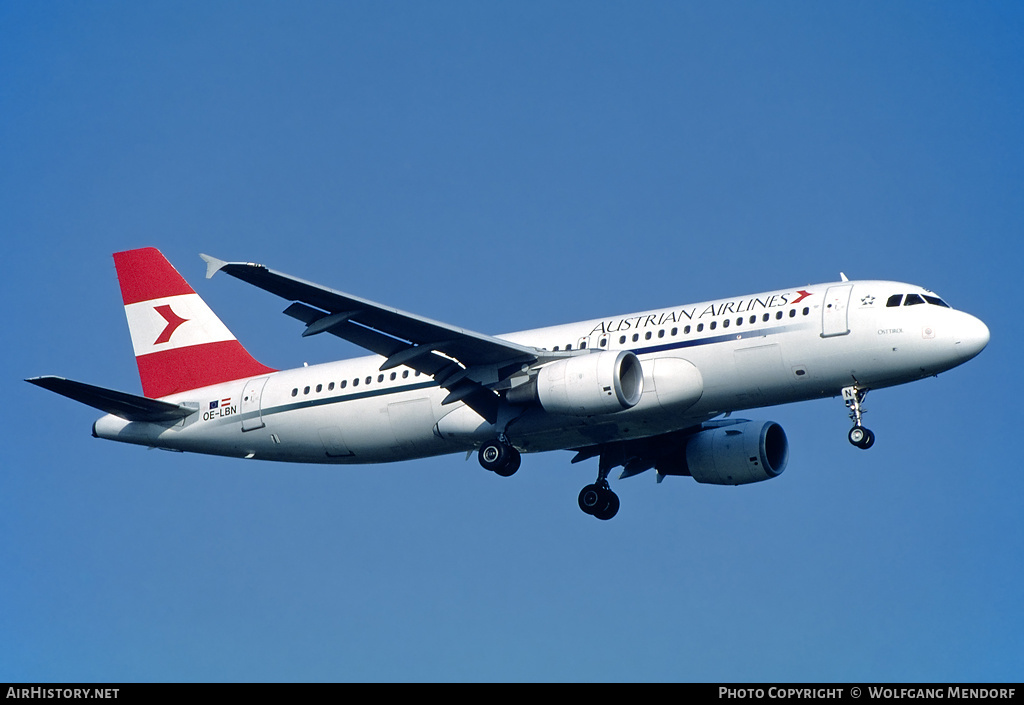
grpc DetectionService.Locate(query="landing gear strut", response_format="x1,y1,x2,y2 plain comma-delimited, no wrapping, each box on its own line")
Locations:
478,437,521,477
578,457,620,520
843,385,875,450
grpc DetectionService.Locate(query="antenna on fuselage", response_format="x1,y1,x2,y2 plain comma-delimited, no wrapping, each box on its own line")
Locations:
840,272,849,282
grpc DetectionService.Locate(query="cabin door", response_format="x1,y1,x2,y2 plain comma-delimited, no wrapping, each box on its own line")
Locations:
822,285,853,338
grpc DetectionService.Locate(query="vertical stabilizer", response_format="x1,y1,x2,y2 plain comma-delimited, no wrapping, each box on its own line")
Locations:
113,247,275,398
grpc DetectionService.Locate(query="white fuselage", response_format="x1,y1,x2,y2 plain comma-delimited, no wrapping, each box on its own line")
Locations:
92,280,989,463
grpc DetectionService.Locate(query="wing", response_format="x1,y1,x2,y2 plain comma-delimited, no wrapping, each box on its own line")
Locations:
201,254,566,423
26,376,198,423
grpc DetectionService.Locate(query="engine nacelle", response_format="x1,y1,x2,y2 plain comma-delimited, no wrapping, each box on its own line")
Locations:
516,350,644,416
682,420,789,485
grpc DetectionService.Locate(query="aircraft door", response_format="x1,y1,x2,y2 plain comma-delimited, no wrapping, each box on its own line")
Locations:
822,285,853,338
240,377,270,431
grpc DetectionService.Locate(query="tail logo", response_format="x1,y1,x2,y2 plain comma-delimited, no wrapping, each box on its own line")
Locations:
153,304,190,345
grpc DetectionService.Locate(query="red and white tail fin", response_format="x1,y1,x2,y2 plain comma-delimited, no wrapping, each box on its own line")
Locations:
113,247,276,398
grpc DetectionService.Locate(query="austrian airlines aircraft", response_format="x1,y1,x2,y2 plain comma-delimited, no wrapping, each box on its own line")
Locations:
29,248,989,520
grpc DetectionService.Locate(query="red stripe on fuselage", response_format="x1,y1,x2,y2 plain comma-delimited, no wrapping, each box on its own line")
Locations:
135,340,276,398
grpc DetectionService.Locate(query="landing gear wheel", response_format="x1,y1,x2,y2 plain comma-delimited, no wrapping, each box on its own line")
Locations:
578,484,601,515
848,426,875,450
478,439,521,476
493,447,521,477
592,489,620,521
578,482,619,520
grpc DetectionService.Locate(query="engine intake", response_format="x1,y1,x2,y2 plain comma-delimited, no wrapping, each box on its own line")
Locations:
509,350,644,416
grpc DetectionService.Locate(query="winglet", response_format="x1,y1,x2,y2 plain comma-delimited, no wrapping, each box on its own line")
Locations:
200,253,227,280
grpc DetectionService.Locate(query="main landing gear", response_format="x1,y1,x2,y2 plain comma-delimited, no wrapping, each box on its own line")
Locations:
577,457,620,521
479,436,621,519
478,436,521,477
843,385,875,450
578,480,620,521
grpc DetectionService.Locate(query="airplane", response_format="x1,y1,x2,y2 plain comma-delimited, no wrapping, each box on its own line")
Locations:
28,247,990,520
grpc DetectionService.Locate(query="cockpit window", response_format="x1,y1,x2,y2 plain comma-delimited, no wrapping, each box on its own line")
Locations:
890,292,951,309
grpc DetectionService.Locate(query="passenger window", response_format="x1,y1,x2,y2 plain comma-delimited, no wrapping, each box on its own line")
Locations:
749,316,756,324
365,376,372,385
291,388,298,397
341,380,347,389
671,327,678,336
390,372,396,381
723,319,730,328
377,374,384,383
328,382,335,391
763,313,770,322
776,311,783,320
886,294,903,307
619,336,626,345
632,334,639,342
402,370,409,379
303,386,310,395
316,384,322,393
353,378,359,387
684,325,691,334
645,331,652,340
803,307,809,316
697,323,704,332
710,321,717,330
658,330,665,338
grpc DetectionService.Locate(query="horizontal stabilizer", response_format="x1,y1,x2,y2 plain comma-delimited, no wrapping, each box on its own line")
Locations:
26,376,198,423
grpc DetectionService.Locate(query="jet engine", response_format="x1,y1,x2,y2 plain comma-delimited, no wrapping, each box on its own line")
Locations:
663,420,789,485
508,350,644,416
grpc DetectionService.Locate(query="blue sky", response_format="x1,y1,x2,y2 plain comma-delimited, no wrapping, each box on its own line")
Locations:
2,1,1021,682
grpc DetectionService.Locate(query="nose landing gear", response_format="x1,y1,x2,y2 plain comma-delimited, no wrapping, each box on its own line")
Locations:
843,386,875,449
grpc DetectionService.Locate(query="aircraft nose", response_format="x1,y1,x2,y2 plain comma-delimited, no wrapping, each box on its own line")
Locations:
955,314,990,362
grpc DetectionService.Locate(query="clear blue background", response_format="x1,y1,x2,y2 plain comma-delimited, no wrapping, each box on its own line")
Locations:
2,1,1020,682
